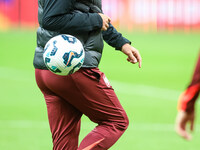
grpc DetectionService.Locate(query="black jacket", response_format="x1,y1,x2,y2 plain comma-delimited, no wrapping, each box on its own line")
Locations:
33,0,130,69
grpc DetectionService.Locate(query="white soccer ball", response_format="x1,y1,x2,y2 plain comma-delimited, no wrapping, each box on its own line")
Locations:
43,34,85,76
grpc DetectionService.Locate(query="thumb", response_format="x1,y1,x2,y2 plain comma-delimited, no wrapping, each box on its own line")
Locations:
128,53,137,63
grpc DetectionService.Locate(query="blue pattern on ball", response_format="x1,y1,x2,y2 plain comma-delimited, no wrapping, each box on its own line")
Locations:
62,49,83,67
50,40,58,56
61,35,77,44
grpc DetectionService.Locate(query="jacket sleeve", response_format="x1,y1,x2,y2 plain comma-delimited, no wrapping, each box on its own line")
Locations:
102,23,131,50
42,0,102,34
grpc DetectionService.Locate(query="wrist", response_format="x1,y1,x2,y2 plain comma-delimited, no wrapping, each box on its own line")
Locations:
121,43,130,52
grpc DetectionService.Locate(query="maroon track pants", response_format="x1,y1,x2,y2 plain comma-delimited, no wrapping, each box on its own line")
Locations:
35,68,129,150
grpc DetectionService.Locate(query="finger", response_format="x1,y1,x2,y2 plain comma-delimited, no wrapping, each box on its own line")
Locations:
102,27,106,31
176,126,192,140
107,17,111,23
190,118,194,131
175,111,193,140
105,22,109,28
127,57,135,63
133,51,142,68
128,53,138,64
130,59,137,64
138,60,142,68
137,57,142,68
102,26,107,31
176,119,192,140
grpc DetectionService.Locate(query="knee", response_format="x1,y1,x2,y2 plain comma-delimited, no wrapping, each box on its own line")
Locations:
115,113,129,132
122,113,129,130
124,113,129,129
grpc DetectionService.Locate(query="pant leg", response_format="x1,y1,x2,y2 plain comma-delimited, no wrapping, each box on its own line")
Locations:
36,68,129,150
71,68,129,150
35,69,82,150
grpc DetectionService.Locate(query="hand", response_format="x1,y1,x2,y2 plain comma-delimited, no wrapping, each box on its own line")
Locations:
121,43,142,68
98,13,111,31
175,110,195,140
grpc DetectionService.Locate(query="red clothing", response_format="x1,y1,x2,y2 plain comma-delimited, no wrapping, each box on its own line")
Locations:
178,53,200,113
35,68,129,150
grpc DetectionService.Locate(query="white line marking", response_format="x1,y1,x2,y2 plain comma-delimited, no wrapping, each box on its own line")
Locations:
110,80,182,101
0,67,199,102
0,66,34,82
0,120,199,132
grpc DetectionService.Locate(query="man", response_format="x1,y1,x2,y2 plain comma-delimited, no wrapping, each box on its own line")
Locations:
175,52,200,140
33,0,142,149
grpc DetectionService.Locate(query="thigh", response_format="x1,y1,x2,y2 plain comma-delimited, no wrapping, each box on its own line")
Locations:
35,69,82,150
45,95,82,150
36,68,128,126
70,68,128,125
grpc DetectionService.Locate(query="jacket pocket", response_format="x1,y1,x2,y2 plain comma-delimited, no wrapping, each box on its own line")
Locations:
82,68,101,81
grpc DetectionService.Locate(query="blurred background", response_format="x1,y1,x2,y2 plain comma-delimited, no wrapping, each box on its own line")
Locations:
104,0,200,32
1,0,200,32
0,0,200,150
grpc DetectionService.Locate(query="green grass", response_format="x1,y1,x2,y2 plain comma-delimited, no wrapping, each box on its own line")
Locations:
0,30,200,150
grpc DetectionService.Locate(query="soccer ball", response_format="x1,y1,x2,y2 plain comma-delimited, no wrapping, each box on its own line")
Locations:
43,34,85,76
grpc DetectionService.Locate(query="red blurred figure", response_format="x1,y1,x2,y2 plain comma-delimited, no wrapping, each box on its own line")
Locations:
175,51,200,140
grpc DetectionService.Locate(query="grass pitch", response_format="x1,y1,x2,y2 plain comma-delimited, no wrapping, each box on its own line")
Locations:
0,30,199,150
